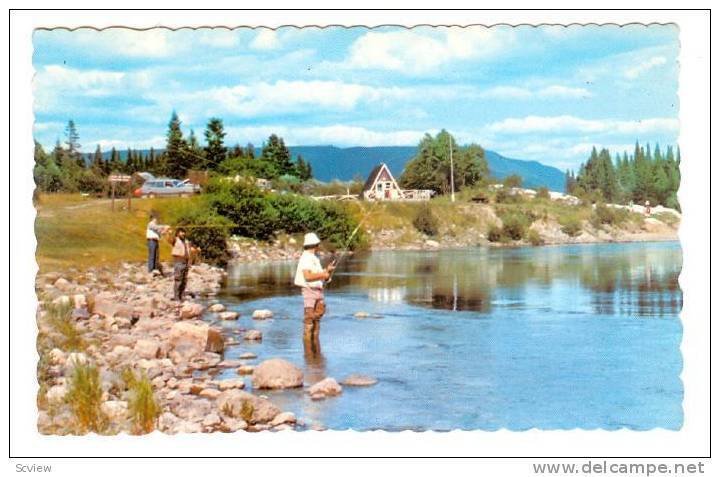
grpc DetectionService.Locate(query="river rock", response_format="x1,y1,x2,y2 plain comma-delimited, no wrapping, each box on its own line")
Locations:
54,277,72,292
425,239,440,248
179,303,204,320
239,352,257,360
216,379,245,391
73,294,88,309
169,321,224,363
236,365,255,375
243,330,262,341
134,339,162,359
91,294,133,319
353,311,370,318
252,359,303,389
216,389,280,424
252,309,273,320
208,303,226,313
270,411,297,427
308,377,342,400
64,352,88,375
218,311,239,321
217,359,244,368
342,374,378,387
48,348,66,366
202,412,222,428
101,400,128,421
199,388,222,400
45,384,68,404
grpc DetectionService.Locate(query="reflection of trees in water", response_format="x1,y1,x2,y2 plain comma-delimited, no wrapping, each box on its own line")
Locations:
223,244,681,317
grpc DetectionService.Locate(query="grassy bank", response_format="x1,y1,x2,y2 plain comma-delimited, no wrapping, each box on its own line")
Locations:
35,194,199,271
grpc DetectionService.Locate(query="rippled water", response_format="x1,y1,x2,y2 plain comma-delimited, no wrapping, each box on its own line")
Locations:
209,241,683,431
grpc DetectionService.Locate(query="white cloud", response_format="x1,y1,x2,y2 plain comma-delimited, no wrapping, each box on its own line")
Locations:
344,26,513,72
487,115,679,135
92,136,167,150
624,56,668,79
478,85,590,100
250,30,281,50
157,80,412,118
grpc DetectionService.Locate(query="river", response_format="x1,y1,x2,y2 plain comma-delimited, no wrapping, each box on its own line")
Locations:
209,241,683,431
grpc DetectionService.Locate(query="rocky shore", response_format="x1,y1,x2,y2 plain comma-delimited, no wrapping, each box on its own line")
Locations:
35,262,332,434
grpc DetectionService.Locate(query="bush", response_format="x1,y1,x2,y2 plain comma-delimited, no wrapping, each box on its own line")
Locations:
486,224,505,243
527,229,544,246
591,203,630,228
66,363,106,434
170,201,233,265
535,187,550,200
44,302,86,352
559,215,583,237
204,177,362,250
503,174,523,188
124,370,160,435
500,211,529,240
412,205,439,236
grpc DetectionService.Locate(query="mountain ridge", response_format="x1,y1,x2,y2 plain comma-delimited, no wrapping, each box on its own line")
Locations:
103,145,566,191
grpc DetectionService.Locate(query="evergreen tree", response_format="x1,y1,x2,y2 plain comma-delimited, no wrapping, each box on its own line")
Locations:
245,143,255,159
204,117,227,170
165,111,190,178
260,134,294,178
64,120,81,158
92,145,104,174
187,129,205,170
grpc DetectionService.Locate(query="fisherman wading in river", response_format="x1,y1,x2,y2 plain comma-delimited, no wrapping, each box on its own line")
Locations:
294,233,336,350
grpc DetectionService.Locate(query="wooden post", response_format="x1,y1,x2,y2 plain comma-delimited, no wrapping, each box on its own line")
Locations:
111,181,116,211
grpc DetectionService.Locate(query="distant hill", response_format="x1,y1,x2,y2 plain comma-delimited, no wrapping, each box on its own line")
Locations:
287,146,566,192
103,145,566,191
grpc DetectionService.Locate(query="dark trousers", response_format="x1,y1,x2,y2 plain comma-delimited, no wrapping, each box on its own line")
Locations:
147,239,160,273
173,260,189,301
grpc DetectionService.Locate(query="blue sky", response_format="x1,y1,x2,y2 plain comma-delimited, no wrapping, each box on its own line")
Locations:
33,24,679,171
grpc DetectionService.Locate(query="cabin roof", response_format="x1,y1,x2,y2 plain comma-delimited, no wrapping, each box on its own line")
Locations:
362,163,400,192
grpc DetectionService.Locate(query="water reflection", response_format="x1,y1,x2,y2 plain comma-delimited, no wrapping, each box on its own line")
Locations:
223,242,681,317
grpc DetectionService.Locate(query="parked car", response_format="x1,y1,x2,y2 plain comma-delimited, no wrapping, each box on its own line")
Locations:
134,177,201,198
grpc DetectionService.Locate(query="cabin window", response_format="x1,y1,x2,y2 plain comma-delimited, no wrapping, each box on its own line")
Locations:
377,183,382,191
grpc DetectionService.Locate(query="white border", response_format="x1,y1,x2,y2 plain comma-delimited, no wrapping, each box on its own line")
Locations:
7,8,711,463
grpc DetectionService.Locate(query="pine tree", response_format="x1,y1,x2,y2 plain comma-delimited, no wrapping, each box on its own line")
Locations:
261,134,294,178
187,129,205,170
165,111,190,178
64,120,81,158
204,118,227,170
245,143,256,159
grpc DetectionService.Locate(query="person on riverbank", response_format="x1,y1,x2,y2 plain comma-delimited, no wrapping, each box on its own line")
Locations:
294,233,336,350
146,212,169,276
171,227,195,302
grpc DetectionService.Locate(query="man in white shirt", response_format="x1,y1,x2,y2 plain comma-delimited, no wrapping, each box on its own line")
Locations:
146,212,168,275
294,232,335,348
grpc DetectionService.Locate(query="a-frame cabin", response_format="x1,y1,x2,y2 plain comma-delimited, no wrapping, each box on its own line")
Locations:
361,163,404,201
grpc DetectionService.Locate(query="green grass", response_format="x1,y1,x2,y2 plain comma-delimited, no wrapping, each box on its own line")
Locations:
35,193,200,271
65,362,107,434
124,369,160,434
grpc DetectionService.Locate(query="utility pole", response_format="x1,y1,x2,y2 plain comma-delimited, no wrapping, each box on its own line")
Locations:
450,138,455,203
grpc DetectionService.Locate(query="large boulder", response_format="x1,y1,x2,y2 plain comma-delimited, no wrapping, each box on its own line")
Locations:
252,358,303,389
216,389,280,424
168,322,224,363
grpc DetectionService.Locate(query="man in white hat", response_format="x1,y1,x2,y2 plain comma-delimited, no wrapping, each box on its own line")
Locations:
294,232,336,348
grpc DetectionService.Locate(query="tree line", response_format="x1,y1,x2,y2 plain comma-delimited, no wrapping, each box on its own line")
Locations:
33,114,313,193
399,130,489,194
566,142,680,210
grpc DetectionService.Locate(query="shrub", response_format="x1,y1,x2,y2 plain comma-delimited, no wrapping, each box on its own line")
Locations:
170,201,233,265
592,203,630,228
503,174,523,188
412,205,439,236
559,215,583,237
66,362,106,434
45,302,86,352
486,224,504,242
203,178,362,250
527,229,544,246
125,370,160,434
495,188,523,204
535,187,551,200
500,211,530,241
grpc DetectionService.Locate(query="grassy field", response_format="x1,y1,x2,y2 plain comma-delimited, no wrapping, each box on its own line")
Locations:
34,194,200,272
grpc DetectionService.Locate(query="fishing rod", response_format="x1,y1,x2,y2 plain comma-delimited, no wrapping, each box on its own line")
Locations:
326,201,378,283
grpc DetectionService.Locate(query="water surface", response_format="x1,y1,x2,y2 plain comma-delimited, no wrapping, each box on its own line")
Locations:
211,241,683,431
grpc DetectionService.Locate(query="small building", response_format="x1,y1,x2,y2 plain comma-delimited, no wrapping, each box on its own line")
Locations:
361,163,434,201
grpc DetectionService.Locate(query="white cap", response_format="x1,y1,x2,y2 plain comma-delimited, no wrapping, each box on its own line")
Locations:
303,232,321,247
